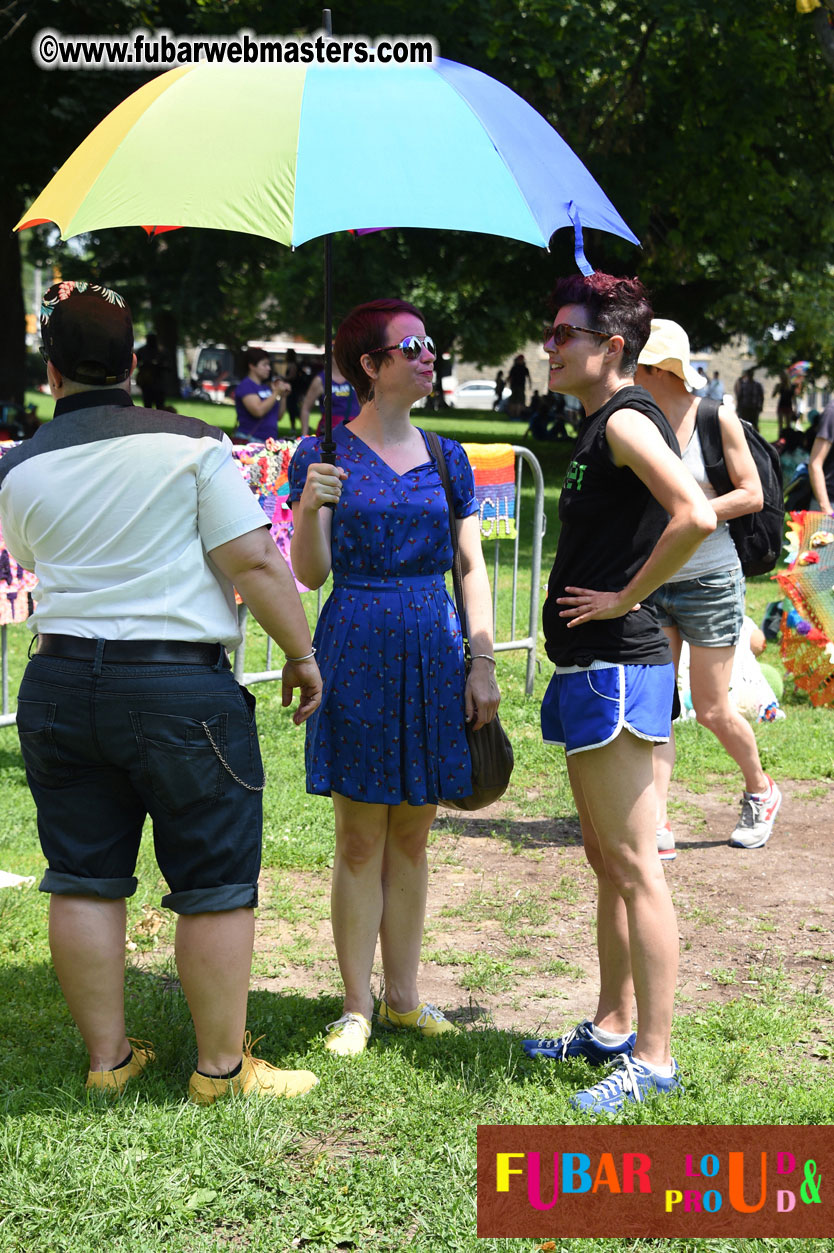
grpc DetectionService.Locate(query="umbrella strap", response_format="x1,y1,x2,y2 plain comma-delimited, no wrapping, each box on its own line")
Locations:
568,202,594,277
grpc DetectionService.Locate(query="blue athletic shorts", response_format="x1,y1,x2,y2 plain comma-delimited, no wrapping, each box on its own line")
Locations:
541,662,675,755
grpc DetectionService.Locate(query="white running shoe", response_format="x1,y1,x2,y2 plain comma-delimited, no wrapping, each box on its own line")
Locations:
656,823,676,861
729,776,782,849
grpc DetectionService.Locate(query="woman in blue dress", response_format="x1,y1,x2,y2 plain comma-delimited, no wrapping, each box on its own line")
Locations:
289,299,500,1056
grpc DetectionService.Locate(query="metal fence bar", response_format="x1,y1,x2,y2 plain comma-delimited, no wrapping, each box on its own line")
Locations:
512,444,545,697
0,625,14,727
511,455,523,640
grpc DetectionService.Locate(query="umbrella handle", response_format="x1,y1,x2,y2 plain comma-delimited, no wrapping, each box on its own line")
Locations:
319,437,336,510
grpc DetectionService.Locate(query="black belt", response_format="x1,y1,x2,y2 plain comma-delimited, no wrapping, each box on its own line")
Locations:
35,634,224,665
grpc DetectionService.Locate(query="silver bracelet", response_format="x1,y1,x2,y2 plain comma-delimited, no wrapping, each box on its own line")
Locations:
470,654,496,664
285,648,316,663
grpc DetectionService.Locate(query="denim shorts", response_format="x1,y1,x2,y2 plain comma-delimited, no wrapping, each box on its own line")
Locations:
16,653,264,914
648,567,744,648
541,662,675,755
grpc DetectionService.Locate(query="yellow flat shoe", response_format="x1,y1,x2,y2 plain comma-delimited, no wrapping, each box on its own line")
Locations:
323,1012,372,1056
188,1033,318,1104
86,1039,155,1094
377,1001,457,1037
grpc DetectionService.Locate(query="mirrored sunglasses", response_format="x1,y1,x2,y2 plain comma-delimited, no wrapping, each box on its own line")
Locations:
370,334,436,360
543,322,612,349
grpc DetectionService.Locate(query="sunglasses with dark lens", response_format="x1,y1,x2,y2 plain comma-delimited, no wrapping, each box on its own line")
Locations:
370,334,436,360
39,345,49,363
543,323,613,349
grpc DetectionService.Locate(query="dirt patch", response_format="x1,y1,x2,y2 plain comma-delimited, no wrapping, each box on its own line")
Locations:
249,779,834,1034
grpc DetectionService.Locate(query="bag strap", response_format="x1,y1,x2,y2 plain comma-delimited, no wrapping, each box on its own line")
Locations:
695,397,732,496
424,429,470,660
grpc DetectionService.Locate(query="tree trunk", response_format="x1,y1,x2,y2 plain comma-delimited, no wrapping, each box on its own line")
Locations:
813,7,834,74
156,309,180,407
0,189,26,406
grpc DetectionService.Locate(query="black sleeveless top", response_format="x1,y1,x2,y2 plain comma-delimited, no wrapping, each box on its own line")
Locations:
543,385,680,667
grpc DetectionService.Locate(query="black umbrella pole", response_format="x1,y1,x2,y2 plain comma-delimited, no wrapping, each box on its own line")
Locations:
321,231,335,467
320,9,337,500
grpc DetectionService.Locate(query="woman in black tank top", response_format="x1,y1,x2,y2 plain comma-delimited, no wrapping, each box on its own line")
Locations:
523,273,715,1114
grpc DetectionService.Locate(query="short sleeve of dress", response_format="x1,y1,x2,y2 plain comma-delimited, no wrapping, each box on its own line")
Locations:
288,436,323,504
441,436,478,519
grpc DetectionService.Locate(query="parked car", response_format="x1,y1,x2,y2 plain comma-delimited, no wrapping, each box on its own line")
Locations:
413,374,458,409
450,379,499,410
190,344,238,404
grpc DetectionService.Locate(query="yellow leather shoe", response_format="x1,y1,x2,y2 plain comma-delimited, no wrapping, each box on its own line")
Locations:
86,1039,155,1094
188,1034,318,1105
377,1001,457,1037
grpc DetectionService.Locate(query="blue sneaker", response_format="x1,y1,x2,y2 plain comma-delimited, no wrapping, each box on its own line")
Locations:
571,1054,683,1115
522,1019,636,1065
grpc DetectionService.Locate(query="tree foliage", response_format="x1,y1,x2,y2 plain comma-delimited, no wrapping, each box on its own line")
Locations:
5,0,834,403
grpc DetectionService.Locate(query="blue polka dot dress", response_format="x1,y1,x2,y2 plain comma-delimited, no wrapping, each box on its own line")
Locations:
288,424,478,805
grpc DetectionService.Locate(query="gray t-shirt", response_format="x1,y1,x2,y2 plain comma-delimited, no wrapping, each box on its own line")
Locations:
666,424,739,582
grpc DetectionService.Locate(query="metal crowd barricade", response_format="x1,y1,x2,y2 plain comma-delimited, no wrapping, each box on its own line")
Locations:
0,445,545,723
233,443,545,697
0,625,14,728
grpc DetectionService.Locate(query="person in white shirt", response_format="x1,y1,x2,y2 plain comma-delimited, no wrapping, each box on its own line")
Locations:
705,370,725,401
0,282,322,1104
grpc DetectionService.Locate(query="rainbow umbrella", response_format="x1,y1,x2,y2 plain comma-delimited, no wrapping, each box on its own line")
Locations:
17,58,639,448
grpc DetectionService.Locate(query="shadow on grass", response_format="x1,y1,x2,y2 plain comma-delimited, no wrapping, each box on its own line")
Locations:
0,960,539,1112
433,813,582,848
0,744,27,773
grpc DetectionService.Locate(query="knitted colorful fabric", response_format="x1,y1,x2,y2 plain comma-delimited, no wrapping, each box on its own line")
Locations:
461,442,516,539
776,510,834,706
231,438,305,592
0,442,38,624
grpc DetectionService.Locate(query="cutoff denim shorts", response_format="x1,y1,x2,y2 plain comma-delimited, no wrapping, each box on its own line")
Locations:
648,566,744,648
16,652,264,914
541,661,675,756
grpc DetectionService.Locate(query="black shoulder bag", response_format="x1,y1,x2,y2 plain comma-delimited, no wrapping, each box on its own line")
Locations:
425,430,514,810
696,398,784,577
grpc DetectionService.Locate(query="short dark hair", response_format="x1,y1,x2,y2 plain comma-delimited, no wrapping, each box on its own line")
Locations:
244,347,270,369
335,298,424,403
40,281,133,385
550,272,652,374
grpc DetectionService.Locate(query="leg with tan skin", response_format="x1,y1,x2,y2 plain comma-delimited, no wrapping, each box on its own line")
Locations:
378,800,435,1013
568,730,679,1067
175,907,255,1075
688,643,768,794
49,895,130,1071
653,625,683,830
566,765,634,1035
330,793,389,1020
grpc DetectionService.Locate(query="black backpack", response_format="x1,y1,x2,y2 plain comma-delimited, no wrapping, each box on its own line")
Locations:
695,399,784,576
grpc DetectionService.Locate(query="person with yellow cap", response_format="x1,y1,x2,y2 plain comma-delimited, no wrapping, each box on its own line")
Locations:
636,319,782,854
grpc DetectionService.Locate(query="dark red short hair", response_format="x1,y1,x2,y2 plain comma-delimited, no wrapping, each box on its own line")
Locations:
335,298,424,403
551,273,652,374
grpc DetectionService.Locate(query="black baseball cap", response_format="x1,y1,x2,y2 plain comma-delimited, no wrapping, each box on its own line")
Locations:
40,281,133,385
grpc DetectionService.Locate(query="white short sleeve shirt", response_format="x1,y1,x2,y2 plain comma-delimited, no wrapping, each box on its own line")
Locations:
0,393,269,649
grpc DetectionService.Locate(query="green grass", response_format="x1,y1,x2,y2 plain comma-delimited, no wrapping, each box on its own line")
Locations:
2,403,831,1251
2,665,833,1251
